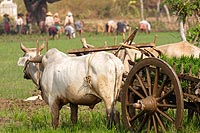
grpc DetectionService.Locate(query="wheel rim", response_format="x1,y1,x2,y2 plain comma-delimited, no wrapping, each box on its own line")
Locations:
121,58,184,132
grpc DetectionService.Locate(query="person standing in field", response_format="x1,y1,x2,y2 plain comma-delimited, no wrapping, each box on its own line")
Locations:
53,12,62,36
3,13,10,34
45,11,58,39
64,12,74,26
25,12,32,34
45,11,54,33
64,12,75,39
15,14,24,34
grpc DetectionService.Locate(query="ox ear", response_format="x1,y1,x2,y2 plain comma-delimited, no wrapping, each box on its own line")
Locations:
17,57,29,66
20,43,29,53
28,55,43,63
39,44,45,51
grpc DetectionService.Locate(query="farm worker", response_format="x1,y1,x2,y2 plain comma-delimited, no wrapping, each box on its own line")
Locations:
116,21,129,35
65,25,75,39
64,12,74,26
25,12,32,34
48,26,58,39
74,20,84,36
139,20,151,33
53,12,61,31
3,13,10,34
45,11,54,33
15,13,24,34
105,20,116,34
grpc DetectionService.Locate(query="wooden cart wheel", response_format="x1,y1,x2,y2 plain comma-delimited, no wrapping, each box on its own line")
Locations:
121,57,184,132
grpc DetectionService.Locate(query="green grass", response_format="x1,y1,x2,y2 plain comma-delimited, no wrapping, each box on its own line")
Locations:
0,32,199,132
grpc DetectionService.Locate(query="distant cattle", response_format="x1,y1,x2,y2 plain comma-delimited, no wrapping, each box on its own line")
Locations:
156,41,200,58
18,45,124,129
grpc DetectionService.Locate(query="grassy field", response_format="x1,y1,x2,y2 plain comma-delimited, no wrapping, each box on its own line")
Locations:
0,32,199,132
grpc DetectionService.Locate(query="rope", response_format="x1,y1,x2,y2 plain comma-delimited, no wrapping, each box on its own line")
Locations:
84,76,92,89
23,59,41,87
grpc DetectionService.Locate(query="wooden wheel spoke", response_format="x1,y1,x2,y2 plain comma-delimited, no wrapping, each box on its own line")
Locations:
138,113,149,132
158,88,174,102
129,110,145,122
157,108,174,122
152,115,158,133
157,75,168,97
136,73,148,96
155,112,167,132
153,67,160,96
129,86,144,99
147,116,151,132
157,103,176,108
145,66,152,96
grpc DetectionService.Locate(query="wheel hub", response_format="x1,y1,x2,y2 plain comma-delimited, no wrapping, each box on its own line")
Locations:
134,96,157,112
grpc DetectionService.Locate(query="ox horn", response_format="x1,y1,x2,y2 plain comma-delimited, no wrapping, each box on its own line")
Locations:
39,43,45,51
28,55,43,63
20,43,29,53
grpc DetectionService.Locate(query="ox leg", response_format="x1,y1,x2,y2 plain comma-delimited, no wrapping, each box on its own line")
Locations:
105,102,120,129
50,102,60,129
70,103,78,125
113,109,120,128
106,108,113,129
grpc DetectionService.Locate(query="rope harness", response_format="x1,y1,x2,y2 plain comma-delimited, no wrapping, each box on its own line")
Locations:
23,59,40,87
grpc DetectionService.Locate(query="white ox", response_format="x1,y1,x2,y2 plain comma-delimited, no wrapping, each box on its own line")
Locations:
18,44,124,129
156,41,200,58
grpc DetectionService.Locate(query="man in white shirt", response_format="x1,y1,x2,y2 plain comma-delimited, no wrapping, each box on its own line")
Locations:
45,12,54,33
64,12,74,26
15,14,24,34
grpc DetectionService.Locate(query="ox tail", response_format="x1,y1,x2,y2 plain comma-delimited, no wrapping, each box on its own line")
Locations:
108,56,123,128
109,55,123,109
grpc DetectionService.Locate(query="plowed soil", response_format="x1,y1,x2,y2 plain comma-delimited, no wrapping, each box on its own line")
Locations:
0,98,46,126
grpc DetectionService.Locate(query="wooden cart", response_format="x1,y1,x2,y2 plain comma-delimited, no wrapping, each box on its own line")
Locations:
67,29,200,132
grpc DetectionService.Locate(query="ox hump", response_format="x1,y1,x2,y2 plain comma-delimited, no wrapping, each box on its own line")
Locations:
42,48,68,66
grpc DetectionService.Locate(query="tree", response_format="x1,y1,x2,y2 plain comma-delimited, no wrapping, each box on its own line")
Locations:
165,0,200,42
23,0,60,32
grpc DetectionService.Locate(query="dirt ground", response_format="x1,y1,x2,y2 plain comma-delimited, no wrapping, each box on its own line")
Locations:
0,98,46,126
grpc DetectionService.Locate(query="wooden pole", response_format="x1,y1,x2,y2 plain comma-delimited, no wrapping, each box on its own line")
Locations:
36,40,39,56
46,38,48,52
36,40,40,86
114,36,117,45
